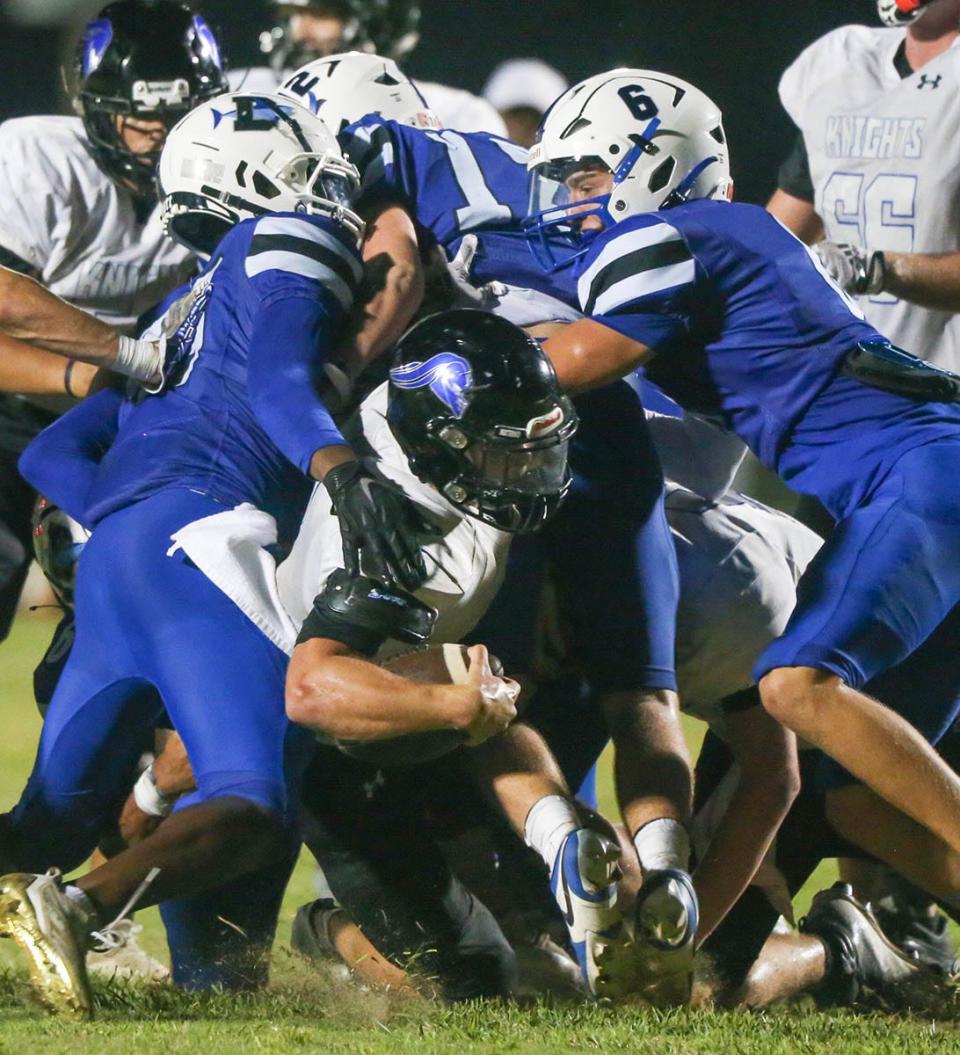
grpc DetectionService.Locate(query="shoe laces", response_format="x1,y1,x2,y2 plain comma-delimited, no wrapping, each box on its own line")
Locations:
89,867,159,954
90,917,144,954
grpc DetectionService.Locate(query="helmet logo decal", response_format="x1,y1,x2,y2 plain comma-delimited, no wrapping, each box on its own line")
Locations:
526,406,565,438
211,96,296,130
391,353,474,418
193,16,223,69
81,18,113,77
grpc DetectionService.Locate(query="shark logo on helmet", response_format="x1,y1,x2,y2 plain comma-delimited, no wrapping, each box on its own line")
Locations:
210,98,297,129
390,353,473,418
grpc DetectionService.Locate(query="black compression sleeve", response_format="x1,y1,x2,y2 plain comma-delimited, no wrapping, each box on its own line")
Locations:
776,133,815,203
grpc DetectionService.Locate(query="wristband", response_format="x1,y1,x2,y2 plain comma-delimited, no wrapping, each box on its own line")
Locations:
115,334,163,384
63,359,77,398
132,764,177,818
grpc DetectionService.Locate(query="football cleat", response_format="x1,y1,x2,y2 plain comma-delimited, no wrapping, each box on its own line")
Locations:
549,828,629,997
0,870,94,1017
800,882,924,1005
632,868,699,1006
291,898,344,963
872,896,959,977
86,918,169,983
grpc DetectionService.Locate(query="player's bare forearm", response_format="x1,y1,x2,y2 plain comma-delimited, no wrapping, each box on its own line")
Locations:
0,333,96,396
543,319,652,394
882,250,960,313
308,444,358,482
286,636,481,741
765,189,824,245
344,203,424,379
693,708,799,944
0,267,118,364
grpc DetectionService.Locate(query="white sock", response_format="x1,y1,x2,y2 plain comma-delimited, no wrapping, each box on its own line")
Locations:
632,818,691,874
63,884,100,934
524,795,580,870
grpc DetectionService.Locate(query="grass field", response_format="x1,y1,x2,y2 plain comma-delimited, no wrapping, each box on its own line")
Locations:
0,613,957,1054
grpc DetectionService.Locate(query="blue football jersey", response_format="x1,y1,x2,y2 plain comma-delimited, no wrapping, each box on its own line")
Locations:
339,115,577,306
82,212,361,532
579,200,960,515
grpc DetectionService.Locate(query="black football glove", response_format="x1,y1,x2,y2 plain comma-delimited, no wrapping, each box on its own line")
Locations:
323,460,430,593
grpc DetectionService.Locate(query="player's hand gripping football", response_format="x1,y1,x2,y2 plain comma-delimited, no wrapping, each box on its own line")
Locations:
323,460,431,592
813,241,886,296
463,643,521,746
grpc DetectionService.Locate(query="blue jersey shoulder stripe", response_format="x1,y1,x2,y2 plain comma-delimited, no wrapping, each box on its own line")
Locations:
578,222,692,313
582,239,693,316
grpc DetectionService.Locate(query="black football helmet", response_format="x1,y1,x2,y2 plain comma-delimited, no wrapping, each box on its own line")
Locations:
260,0,420,71
388,309,577,534
74,0,228,199
32,498,91,610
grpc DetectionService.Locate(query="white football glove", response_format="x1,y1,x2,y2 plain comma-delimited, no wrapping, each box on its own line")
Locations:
813,241,887,296
446,234,508,308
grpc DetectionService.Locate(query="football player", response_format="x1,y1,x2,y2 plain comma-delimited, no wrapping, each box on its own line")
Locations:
89,309,580,1000
767,0,960,966
526,67,960,896
0,90,429,1017
297,65,703,999
0,0,227,645
235,0,506,135
768,0,960,370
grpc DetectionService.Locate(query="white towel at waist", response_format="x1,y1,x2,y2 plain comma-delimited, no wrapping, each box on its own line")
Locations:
167,503,298,655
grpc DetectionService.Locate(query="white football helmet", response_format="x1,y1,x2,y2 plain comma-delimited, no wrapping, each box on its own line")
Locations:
877,0,931,26
278,51,440,133
526,69,731,270
158,90,364,256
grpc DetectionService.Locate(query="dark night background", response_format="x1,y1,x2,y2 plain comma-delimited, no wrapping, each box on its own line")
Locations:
0,2,874,204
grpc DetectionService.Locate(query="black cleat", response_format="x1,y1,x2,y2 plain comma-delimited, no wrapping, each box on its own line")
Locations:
800,882,923,1006
290,898,343,963
873,900,958,976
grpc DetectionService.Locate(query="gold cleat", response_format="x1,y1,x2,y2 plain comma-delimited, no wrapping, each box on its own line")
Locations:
0,870,94,1018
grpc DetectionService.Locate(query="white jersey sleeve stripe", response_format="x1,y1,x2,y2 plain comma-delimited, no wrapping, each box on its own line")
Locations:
592,258,696,317
252,216,362,281
577,222,685,309
245,250,354,311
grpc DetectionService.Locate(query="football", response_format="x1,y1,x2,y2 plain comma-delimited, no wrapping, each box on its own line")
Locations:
334,643,500,767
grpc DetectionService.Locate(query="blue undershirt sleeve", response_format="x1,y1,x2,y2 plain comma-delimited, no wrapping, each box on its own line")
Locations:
246,291,347,475
18,387,123,528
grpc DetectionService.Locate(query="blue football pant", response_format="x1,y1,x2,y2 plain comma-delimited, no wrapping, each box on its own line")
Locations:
756,438,960,703
7,488,312,873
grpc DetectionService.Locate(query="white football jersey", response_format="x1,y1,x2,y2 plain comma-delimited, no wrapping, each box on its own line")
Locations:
277,382,510,658
780,25,960,368
0,116,194,331
228,66,507,134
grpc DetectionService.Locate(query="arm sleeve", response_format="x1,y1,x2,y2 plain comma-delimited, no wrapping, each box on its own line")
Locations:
578,221,696,350
777,133,815,204
17,387,122,527
246,292,348,473
244,214,364,472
